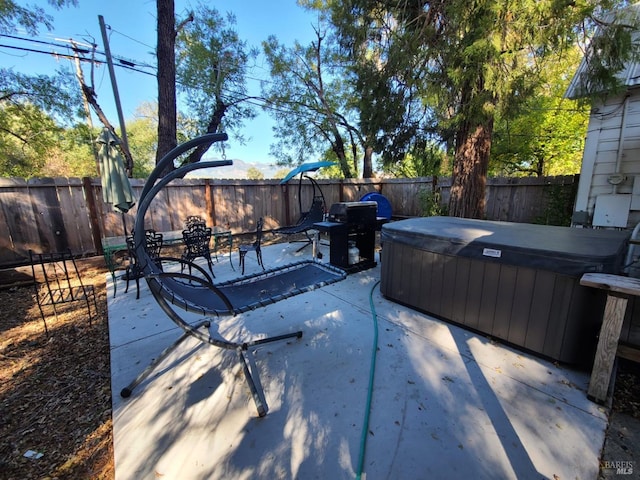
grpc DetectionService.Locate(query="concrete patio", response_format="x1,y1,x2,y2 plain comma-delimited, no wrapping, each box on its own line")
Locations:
108,240,608,480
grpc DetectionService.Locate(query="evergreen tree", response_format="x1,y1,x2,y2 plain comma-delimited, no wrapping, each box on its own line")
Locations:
327,0,640,218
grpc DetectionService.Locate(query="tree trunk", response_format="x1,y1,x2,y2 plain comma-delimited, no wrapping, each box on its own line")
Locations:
362,146,373,178
448,118,493,219
156,0,177,176
330,128,352,178
187,100,227,164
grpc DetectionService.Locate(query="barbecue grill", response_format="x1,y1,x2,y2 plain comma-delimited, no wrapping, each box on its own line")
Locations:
314,201,378,272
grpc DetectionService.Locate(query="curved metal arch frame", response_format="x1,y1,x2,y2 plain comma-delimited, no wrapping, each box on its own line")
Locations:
122,133,303,417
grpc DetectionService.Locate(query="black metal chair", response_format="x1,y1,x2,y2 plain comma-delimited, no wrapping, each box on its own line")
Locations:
274,197,325,251
125,229,164,299
239,217,265,275
182,223,214,275
185,215,206,229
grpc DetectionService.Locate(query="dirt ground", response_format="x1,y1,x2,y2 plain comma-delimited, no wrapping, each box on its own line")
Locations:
612,359,640,418
0,254,638,480
0,260,113,480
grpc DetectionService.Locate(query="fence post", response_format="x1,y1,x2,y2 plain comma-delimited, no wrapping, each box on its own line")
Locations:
282,183,291,226
205,179,215,226
83,177,104,255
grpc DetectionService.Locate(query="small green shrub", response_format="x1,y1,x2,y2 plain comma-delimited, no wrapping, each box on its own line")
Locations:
533,183,577,226
418,187,448,217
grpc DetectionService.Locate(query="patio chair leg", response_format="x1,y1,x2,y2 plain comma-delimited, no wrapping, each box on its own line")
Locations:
239,251,247,275
205,254,215,276
294,233,314,252
120,320,211,398
111,271,117,298
295,242,311,252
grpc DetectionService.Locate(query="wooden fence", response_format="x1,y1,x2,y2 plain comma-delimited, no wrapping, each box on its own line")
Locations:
0,174,579,268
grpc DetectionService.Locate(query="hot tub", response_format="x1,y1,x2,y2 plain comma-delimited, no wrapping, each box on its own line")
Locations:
380,217,630,365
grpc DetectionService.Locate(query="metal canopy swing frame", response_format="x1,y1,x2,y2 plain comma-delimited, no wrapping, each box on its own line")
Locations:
120,133,346,417
274,161,335,251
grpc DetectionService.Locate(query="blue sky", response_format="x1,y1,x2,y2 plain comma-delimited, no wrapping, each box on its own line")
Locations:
2,1,319,164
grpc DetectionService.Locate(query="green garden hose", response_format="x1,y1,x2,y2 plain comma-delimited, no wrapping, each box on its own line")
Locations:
355,280,381,480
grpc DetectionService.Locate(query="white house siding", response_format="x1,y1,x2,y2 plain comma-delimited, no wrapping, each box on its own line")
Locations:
574,90,640,228
564,3,640,229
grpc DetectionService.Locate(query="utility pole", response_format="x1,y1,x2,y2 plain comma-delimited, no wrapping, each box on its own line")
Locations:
70,40,100,174
98,14,132,176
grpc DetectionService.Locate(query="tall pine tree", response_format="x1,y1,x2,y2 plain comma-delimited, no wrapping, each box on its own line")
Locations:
327,0,639,218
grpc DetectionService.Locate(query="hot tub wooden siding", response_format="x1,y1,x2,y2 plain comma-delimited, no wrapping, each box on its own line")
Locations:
380,217,630,366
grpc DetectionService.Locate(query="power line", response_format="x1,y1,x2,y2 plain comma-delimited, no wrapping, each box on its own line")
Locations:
108,27,155,51
0,43,80,60
1,33,84,50
1,32,282,91
0,33,157,72
2,31,283,86
0,43,157,77
0,36,300,121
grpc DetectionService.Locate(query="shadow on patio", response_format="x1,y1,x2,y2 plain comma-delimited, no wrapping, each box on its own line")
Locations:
108,241,607,480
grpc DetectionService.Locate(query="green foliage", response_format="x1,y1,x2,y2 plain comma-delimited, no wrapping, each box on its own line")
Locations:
490,47,590,176
0,1,87,178
0,102,63,177
126,103,159,178
273,168,290,179
533,183,579,227
246,166,264,180
261,29,359,178
315,162,344,179
0,1,162,179
0,0,77,35
0,98,161,179
176,5,257,152
293,2,437,176
0,102,96,178
385,141,448,178
0,68,81,126
418,187,447,217
41,125,97,178
325,0,639,217
571,5,640,99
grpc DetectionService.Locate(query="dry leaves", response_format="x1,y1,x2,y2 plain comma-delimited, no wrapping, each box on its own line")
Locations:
0,262,113,479
612,359,640,419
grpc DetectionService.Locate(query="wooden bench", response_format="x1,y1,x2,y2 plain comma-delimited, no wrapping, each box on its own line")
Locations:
580,273,640,403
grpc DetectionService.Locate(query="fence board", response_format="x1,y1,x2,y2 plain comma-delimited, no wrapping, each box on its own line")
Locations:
167,179,203,230
148,186,172,233
214,181,236,230
0,190,16,263
55,177,94,255
0,174,579,268
0,178,34,264
27,178,67,253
